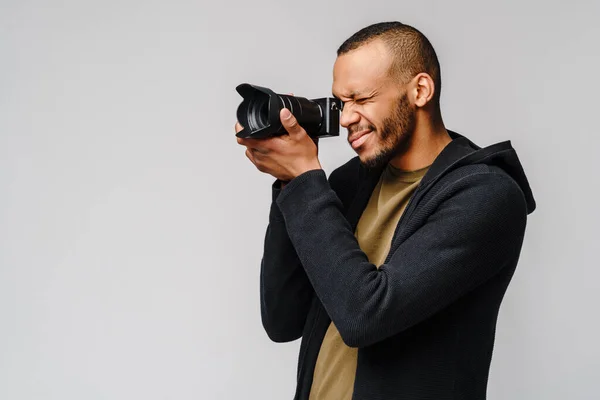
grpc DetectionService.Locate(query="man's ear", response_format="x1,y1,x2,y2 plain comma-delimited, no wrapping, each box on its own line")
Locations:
413,73,436,108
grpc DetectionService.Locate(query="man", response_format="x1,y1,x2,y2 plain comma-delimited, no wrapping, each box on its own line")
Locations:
235,21,536,400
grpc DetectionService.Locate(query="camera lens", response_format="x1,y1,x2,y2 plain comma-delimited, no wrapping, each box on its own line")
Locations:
247,92,270,131
236,83,340,139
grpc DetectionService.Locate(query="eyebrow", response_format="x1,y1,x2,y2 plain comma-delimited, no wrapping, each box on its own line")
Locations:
332,89,370,100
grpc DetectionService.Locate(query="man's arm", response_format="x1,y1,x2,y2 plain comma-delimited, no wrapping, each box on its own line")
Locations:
235,117,318,343
275,168,528,348
259,180,314,343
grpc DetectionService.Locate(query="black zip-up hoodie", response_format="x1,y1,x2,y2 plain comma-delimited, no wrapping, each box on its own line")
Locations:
259,131,536,400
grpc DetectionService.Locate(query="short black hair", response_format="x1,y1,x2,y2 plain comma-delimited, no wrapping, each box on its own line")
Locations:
337,21,442,106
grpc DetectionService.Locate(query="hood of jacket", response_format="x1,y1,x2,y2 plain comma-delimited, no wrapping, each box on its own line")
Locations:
362,130,537,215
430,130,536,214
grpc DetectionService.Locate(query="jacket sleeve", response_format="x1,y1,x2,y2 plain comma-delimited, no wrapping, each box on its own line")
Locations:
275,168,528,348
259,180,314,343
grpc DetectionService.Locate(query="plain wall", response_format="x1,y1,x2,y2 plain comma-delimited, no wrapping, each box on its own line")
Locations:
1,0,598,399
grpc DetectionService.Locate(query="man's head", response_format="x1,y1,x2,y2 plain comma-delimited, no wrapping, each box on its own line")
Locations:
332,22,442,169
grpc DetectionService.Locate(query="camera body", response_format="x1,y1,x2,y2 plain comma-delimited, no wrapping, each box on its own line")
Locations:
235,83,341,139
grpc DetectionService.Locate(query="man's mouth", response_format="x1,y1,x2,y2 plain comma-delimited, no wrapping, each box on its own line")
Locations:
349,130,372,149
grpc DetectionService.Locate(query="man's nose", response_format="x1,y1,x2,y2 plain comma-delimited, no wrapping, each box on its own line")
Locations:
339,103,360,128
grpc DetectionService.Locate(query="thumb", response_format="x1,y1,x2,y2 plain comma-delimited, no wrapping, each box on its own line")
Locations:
280,108,305,137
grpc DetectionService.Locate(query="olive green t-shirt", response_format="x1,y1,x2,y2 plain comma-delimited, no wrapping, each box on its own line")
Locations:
308,163,430,400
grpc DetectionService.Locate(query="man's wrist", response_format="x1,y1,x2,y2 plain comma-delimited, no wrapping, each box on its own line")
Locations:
279,165,322,190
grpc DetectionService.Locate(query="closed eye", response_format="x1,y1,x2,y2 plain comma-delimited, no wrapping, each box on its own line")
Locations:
331,95,344,111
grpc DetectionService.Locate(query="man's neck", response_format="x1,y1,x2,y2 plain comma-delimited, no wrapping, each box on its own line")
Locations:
389,117,452,171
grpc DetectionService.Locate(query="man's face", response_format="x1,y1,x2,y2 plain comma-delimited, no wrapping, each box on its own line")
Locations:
332,39,416,169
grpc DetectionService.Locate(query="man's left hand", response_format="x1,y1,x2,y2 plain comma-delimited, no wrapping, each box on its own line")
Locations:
236,108,322,182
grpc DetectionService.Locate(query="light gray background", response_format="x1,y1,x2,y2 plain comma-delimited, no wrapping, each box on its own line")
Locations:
1,0,598,399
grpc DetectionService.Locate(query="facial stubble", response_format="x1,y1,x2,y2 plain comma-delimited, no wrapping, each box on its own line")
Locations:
360,91,416,170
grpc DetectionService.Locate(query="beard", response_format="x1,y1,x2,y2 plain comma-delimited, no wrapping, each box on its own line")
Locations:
353,91,416,170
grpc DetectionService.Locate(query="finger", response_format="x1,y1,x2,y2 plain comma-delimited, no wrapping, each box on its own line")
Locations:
252,146,269,155
237,137,262,148
280,108,305,138
244,141,270,154
245,148,256,165
246,148,269,173
235,122,244,134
